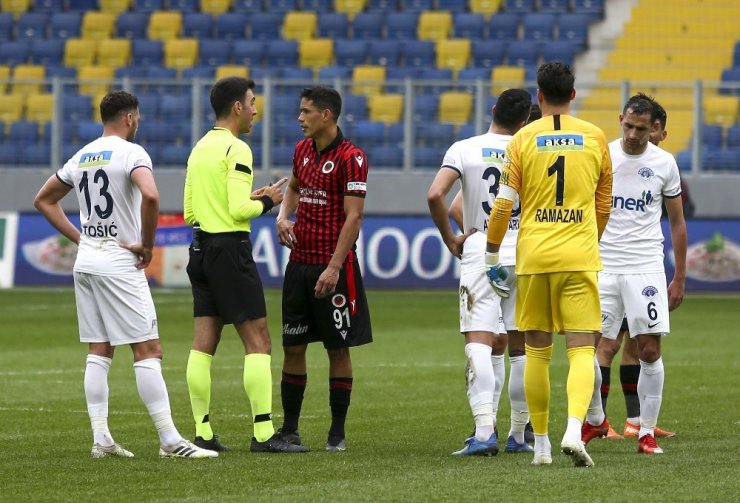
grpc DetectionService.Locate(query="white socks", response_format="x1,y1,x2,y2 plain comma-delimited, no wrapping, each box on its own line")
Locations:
508,355,528,444
491,354,505,423
563,416,583,444
638,357,664,437
586,355,606,426
465,343,494,441
134,358,182,447
85,354,114,447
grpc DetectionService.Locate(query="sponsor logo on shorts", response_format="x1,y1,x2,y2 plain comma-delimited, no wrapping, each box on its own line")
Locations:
332,294,347,308
283,323,309,335
642,286,658,297
638,167,654,179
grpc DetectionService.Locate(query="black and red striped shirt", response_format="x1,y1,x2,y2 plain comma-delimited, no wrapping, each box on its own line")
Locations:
290,129,368,265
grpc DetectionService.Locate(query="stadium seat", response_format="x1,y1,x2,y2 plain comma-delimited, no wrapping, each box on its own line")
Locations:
99,0,132,14
318,65,352,80
160,145,191,166
133,0,165,11
270,0,299,13
251,13,284,40
20,144,51,165
16,13,49,41
81,12,116,40
727,125,740,148
318,13,349,39
507,41,540,66
557,14,590,50
8,120,38,145
0,41,29,67
149,11,183,41
46,65,76,79
523,13,556,41
34,0,64,12
0,94,24,125
414,146,442,169
97,39,131,69
488,13,521,40
201,0,232,15
367,40,400,67
0,0,31,16
458,67,490,84
540,0,569,13
184,13,214,39
282,67,312,79
370,145,403,168
352,65,386,96
132,40,164,66
542,41,576,65
12,64,45,95
418,11,453,41
30,40,63,66
472,40,506,68
417,68,453,96
272,145,295,168
199,40,232,68
50,12,81,40
369,94,403,124
417,123,455,146
366,0,397,11
62,93,92,122
412,94,438,122
439,91,473,125
0,13,13,41
352,120,386,146
161,94,192,122
453,13,485,39
470,0,504,20
457,123,478,139
335,0,368,20
215,65,248,80
265,40,299,67
387,12,420,40
304,0,332,10
573,0,604,20
342,93,367,121
352,12,385,39
404,0,433,12
232,40,265,67
436,39,471,72
64,39,96,68
283,11,318,41
299,39,334,69
703,95,739,127
702,124,724,148
336,40,369,67
164,39,199,71
25,93,53,124
0,65,8,92
182,66,214,79
169,0,198,11
504,0,536,14
274,121,301,144
0,143,20,164
78,67,114,96
271,95,299,123
117,12,150,39
402,40,435,68
491,65,525,95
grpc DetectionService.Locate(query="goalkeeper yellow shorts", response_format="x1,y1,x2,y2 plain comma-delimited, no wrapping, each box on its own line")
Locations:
516,272,601,334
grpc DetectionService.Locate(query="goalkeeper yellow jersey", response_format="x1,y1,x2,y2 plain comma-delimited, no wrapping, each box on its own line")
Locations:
500,114,612,274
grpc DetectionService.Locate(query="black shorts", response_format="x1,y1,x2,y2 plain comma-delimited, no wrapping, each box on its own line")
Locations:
282,252,372,349
186,231,266,324
620,316,629,332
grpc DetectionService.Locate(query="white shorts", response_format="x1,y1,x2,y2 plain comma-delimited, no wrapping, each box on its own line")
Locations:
459,268,502,334
599,271,670,340
498,265,518,333
74,271,159,346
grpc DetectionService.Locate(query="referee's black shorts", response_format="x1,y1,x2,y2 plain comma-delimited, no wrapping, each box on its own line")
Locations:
186,231,266,324
282,252,372,349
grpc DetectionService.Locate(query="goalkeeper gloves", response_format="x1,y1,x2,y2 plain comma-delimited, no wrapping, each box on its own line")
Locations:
485,252,510,298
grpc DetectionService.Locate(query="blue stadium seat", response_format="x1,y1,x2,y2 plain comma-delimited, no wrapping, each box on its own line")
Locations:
9,121,39,146
182,66,215,79
507,41,540,66
272,95,300,123
265,41,298,67
46,65,77,79
539,0,570,13
21,144,50,166
76,121,102,144
160,145,191,166
0,13,13,41
457,123,477,140
248,121,263,143
702,125,724,148
523,13,556,41
369,145,403,169
708,149,740,171
33,0,65,12
0,41,30,67
318,65,352,80
727,125,740,148
367,40,401,67
386,12,420,40
319,13,349,39
342,94,368,121
199,40,232,67
573,0,605,20
169,0,199,11
453,13,485,39
161,95,192,122
417,68,453,96
272,145,295,168
414,146,443,169
386,66,420,86
0,144,20,165
488,13,521,41
335,40,368,67
251,67,282,79
366,0,399,12
117,12,150,40
352,12,385,40
542,40,577,65
304,0,333,11
216,12,249,40
115,66,149,79
270,0,299,14
558,14,590,50
402,40,435,68
184,13,214,39
458,67,490,83
144,67,178,96
133,0,166,13
71,0,97,8
16,13,49,41
232,40,265,67
472,41,507,68
442,0,467,11
413,94,438,122
353,121,386,147
138,121,171,145
282,67,312,80
720,68,740,96
132,41,164,67
733,42,740,67
417,123,455,146
386,123,403,144
402,0,434,12
50,12,81,40
136,93,160,119
232,0,264,12
274,122,302,145
504,0,536,13
30,39,63,66
250,13,283,40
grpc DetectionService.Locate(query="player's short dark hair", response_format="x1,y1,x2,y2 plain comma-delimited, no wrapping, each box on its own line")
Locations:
210,77,255,119
99,90,139,124
537,62,575,106
623,92,659,123
493,89,532,130
301,86,342,121
527,103,542,124
654,100,667,130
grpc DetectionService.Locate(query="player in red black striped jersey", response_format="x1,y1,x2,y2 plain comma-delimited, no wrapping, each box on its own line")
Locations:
275,86,372,452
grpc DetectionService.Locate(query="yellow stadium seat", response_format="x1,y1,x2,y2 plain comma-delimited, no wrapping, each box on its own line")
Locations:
283,11,317,41
91,93,107,122
200,0,232,16
97,39,131,69
64,39,97,68
148,11,183,41
469,0,502,19
334,0,367,20
12,64,44,95
165,39,199,71
98,0,131,14
369,94,404,124
0,0,31,16
215,65,248,80
418,11,452,41
436,39,470,72
78,67,114,96
81,12,116,40
0,65,9,93
704,95,739,128
352,65,386,97
299,39,333,69
491,66,525,96
25,93,54,124
0,94,24,124
439,91,472,125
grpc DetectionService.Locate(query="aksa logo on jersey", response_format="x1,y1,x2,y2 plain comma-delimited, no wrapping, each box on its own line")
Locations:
642,286,658,297
482,148,505,162
79,151,113,168
536,134,584,152
332,294,347,308
638,167,655,179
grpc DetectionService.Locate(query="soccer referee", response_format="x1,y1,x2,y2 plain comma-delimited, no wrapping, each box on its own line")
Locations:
183,77,306,453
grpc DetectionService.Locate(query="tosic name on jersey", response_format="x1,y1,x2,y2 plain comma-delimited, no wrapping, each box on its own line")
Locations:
534,208,583,223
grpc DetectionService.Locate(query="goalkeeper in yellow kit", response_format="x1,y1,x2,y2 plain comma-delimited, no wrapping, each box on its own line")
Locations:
485,62,612,467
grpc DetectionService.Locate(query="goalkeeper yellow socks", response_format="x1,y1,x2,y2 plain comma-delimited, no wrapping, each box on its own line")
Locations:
244,353,275,442
186,350,213,440
566,345,596,420
524,344,553,435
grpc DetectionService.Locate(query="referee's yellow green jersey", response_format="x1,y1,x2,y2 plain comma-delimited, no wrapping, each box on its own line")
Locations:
500,114,612,274
184,127,265,233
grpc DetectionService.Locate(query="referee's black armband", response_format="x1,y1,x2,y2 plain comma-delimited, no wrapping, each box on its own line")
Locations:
259,195,274,215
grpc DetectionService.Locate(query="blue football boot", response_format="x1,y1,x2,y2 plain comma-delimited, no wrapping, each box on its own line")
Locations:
452,432,499,456
505,435,534,453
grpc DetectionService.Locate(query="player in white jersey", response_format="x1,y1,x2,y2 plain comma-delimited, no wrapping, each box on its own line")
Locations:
33,91,216,459
428,89,533,456
581,94,687,455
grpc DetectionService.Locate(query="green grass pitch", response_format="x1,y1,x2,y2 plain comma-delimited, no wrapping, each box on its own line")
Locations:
1,288,738,502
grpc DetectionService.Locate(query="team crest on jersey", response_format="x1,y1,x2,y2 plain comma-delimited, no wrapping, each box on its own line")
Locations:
321,161,335,173
638,167,654,179
79,151,113,168
642,286,658,298
482,148,505,162
332,294,347,308
536,134,584,152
